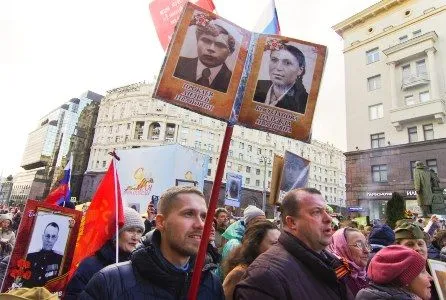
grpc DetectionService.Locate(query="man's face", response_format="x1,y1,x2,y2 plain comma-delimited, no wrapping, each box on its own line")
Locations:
197,33,231,68
42,225,59,251
216,212,229,228
157,193,207,259
286,191,333,253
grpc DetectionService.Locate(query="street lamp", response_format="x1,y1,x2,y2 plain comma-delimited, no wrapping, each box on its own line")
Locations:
259,155,271,212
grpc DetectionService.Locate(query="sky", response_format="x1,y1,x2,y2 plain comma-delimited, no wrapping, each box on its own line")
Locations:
0,0,379,176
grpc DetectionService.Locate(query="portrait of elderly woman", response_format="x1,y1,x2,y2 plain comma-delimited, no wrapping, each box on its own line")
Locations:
254,40,309,114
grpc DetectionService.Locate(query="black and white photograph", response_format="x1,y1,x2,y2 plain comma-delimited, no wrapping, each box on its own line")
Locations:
23,211,71,288
173,10,243,93
225,173,242,207
279,151,310,193
253,38,318,114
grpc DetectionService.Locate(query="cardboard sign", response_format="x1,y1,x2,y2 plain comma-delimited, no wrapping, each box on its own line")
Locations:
428,259,446,300
1,200,82,294
153,3,327,142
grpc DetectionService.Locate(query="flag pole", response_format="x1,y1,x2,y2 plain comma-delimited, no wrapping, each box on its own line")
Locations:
188,123,233,299
113,158,119,264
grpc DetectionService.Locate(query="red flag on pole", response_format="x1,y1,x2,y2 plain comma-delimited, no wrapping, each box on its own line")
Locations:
149,0,216,50
65,160,124,283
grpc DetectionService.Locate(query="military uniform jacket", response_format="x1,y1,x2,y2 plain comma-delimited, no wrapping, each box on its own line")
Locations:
23,249,63,287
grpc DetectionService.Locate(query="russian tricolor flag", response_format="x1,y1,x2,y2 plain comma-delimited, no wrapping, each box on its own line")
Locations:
44,155,72,206
253,0,280,34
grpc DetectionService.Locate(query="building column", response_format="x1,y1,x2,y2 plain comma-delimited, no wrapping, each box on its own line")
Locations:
426,48,440,100
388,61,398,109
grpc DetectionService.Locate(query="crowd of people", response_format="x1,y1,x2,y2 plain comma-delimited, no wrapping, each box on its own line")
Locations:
1,187,446,299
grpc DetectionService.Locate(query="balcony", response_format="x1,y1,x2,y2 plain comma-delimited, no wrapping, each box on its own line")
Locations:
390,99,446,131
402,73,429,90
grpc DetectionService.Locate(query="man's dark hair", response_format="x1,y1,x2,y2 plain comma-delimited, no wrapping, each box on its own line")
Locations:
45,222,59,232
281,188,321,224
271,44,306,80
196,24,235,53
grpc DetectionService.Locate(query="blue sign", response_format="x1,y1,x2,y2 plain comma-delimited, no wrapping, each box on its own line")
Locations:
348,207,364,212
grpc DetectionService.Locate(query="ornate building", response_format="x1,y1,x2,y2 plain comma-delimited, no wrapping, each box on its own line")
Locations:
333,0,446,218
80,82,346,213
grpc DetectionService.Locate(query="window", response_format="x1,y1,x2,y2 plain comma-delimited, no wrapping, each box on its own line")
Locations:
371,133,385,148
257,148,262,155
366,48,380,64
416,60,427,76
227,162,232,168
402,65,411,81
367,75,381,91
240,142,244,149
268,171,272,177
419,91,429,103
408,127,418,143
369,104,383,120
399,35,408,43
239,153,244,160
238,164,243,172
246,166,251,173
229,150,233,157
102,161,106,168
207,169,211,176
246,178,250,184
413,29,422,37
248,145,252,152
372,165,388,182
256,169,260,175
127,123,131,130
405,95,415,106
423,124,434,140
209,157,213,164
426,159,438,173
194,141,201,149
255,180,260,187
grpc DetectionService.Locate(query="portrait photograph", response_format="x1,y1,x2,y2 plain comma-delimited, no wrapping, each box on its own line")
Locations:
173,9,244,94
2,200,82,293
428,259,446,300
225,173,242,207
279,151,310,194
153,2,252,122
253,38,318,115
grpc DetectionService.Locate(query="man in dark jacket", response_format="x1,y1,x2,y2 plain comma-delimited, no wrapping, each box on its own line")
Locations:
234,188,348,300
80,186,224,299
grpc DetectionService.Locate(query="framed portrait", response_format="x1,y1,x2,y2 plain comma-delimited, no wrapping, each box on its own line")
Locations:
225,173,242,208
428,259,446,300
237,36,327,142
1,200,82,293
176,179,198,187
154,2,251,121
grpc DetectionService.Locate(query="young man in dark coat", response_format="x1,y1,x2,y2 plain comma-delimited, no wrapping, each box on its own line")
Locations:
234,188,348,300
80,186,224,300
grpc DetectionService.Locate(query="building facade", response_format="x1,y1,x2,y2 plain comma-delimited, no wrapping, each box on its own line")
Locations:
11,91,103,202
80,82,346,213
333,0,446,219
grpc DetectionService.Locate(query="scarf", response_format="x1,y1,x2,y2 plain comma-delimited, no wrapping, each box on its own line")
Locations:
328,228,367,281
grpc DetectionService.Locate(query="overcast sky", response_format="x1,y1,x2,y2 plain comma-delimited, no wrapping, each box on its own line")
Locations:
0,0,378,176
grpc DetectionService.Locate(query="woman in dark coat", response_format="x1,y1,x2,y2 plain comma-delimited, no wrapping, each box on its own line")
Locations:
65,207,144,299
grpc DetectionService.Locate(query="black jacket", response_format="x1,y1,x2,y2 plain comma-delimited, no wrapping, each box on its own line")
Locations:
234,231,348,300
23,249,63,287
254,80,308,114
79,230,224,300
65,240,131,300
173,56,232,93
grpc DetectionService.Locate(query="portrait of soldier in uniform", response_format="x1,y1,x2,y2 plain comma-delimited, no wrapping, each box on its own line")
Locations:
23,222,64,287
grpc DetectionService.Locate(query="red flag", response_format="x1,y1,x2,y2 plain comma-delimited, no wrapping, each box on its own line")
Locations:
149,0,216,50
43,184,68,205
66,160,124,283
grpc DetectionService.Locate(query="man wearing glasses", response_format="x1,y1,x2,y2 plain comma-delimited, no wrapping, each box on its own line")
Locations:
24,222,63,287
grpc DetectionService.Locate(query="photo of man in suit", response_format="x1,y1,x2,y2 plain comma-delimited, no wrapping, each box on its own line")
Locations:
174,22,236,93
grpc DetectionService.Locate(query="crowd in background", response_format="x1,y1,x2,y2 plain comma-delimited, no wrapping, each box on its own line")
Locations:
1,188,446,299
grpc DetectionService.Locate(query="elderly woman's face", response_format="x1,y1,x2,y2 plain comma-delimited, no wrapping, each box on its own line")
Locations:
346,231,370,268
269,49,303,87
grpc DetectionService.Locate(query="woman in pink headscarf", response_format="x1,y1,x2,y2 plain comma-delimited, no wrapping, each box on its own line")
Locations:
328,227,370,299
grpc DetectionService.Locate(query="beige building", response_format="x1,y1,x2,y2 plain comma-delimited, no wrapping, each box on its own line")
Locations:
333,0,446,218
81,82,346,209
